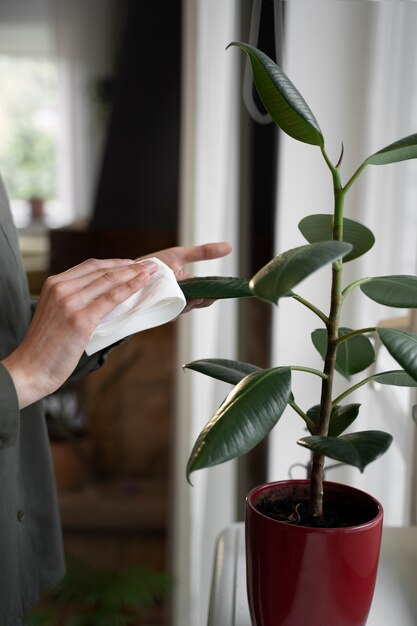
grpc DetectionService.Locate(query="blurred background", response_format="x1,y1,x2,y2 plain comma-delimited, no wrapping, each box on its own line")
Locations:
1,1,417,625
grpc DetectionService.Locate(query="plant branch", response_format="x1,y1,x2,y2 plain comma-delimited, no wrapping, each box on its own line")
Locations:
290,292,328,324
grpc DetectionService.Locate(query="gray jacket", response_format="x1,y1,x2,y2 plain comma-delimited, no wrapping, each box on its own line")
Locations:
0,177,108,624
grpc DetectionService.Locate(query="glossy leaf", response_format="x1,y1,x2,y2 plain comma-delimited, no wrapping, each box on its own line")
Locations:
377,328,417,381
179,276,252,299
250,241,352,304
228,42,323,146
298,214,375,262
186,367,291,481
366,133,417,165
371,370,417,387
312,327,375,379
184,358,261,385
360,276,417,308
306,404,360,437
298,430,393,472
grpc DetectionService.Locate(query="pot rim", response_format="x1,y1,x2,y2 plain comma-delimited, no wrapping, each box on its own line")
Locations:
246,479,383,533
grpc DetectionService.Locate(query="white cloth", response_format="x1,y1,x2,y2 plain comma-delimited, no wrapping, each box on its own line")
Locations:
85,257,186,355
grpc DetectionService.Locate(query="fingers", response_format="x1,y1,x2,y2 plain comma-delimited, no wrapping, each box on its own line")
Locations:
182,298,215,314
83,269,156,324
140,242,232,270
44,260,157,306
53,257,139,280
181,242,233,264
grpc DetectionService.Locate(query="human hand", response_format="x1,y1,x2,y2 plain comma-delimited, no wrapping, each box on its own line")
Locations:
2,258,157,408
139,242,232,312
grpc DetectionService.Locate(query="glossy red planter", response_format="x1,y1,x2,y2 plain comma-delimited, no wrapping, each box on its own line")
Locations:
246,480,383,626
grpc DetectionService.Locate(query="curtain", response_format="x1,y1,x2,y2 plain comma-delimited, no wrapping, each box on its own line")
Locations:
270,1,417,526
172,1,241,624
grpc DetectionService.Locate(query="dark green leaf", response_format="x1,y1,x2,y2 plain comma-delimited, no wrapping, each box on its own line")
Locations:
312,327,375,379
184,358,261,385
366,133,417,165
186,367,291,481
250,241,352,304
179,276,252,299
228,42,323,146
298,214,375,262
298,430,393,472
306,404,360,437
360,275,417,308
371,370,417,387
377,328,417,381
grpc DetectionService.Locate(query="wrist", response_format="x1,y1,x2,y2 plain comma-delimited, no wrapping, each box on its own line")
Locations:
1,352,46,409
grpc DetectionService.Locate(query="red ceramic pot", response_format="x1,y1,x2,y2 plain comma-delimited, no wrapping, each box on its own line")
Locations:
246,480,383,626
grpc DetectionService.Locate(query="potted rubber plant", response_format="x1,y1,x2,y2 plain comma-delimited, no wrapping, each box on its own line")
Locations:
179,43,417,626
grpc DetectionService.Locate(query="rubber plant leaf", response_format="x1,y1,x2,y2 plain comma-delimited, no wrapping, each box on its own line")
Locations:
298,430,393,472
250,241,352,304
183,358,261,386
312,327,375,379
228,42,323,146
186,367,291,481
377,328,417,381
360,276,417,308
370,370,417,387
298,214,375,263
306,404,360,437
365,133,417,165
179,277,252,299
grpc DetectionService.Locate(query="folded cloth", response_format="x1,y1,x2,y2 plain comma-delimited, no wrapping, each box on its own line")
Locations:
85,257,186,355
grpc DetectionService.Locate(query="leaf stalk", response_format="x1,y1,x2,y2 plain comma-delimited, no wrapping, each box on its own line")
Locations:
291,292,328,324
335,327,376,346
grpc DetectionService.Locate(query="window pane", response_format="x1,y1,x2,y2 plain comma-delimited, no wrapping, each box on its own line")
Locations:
0,54,65,227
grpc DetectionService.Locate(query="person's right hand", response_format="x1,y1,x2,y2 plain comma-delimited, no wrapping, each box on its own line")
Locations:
1,257,157,409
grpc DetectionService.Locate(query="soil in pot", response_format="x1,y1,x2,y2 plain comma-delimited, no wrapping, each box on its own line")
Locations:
256,490,366,528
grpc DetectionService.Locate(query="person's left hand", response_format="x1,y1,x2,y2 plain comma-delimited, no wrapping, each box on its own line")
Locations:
138,241,232,312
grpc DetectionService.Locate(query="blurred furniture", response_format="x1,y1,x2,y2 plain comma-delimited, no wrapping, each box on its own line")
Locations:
208,523,417,626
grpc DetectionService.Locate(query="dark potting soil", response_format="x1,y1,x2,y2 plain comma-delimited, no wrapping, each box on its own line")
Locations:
256,494,364,528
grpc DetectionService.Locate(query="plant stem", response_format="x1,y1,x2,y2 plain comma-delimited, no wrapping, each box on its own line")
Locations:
309,148,345,519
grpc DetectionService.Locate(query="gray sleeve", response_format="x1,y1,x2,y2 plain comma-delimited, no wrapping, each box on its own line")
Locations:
0,362,20,449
